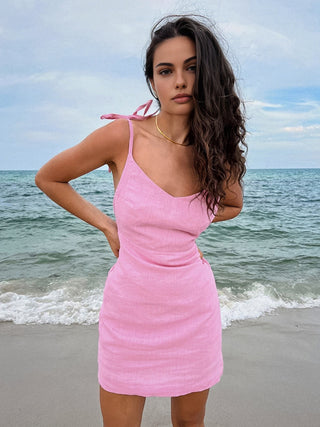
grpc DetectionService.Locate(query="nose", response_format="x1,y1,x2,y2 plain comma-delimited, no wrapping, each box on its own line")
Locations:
175,70,187,89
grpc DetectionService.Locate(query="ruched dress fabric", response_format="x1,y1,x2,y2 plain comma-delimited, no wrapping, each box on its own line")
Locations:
98,105,223,397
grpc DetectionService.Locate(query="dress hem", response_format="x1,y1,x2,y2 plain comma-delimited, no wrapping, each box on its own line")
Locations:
98,373,223,397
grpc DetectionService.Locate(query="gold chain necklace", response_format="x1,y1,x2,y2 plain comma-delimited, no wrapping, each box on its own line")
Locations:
155,115,186,146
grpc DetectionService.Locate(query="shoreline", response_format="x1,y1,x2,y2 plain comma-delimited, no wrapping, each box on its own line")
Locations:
1,306,320,426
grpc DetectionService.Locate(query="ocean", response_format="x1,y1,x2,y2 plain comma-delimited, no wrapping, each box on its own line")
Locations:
1,169,319,328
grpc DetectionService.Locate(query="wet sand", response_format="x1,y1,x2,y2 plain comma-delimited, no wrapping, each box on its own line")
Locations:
1,307,319,426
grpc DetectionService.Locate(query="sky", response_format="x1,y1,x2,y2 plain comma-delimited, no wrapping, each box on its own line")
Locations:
1,0,319,170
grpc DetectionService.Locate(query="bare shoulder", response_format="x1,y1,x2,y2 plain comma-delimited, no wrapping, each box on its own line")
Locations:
100,118,130,161
103,118,130,138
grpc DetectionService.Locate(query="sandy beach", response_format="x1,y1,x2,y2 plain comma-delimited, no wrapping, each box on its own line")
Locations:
1,307,319,427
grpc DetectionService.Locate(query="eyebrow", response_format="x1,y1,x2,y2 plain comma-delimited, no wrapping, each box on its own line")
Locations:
155,56,197,68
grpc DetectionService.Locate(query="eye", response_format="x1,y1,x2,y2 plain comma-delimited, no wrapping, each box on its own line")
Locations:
159,69,171,76
187,65,196,72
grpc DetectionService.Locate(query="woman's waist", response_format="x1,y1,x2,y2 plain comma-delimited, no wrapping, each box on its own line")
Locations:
104,254,215,304
117,238,202,268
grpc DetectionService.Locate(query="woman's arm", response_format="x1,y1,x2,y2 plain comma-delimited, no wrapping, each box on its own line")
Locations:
212,173,243,223
35,119,129,257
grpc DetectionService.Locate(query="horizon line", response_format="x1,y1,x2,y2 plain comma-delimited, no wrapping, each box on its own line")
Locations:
0,167,319,172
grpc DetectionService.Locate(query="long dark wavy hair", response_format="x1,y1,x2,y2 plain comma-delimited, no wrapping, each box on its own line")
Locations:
144,15,247,217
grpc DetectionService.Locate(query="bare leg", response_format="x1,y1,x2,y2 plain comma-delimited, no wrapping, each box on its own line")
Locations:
99,386,146,427
171,388,210,427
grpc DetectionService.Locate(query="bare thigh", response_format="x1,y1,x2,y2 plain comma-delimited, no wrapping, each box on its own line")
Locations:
99,386,146,427
171,388,210,427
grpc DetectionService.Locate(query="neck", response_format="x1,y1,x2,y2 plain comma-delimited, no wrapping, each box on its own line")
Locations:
155,112,190,145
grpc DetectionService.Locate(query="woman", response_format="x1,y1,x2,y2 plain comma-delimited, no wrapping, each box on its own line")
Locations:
35,14,246,427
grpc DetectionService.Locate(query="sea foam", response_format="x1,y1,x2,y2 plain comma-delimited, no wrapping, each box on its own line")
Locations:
1,280,320,327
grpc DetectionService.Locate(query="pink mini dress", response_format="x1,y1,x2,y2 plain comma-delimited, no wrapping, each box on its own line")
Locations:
98,101,223,397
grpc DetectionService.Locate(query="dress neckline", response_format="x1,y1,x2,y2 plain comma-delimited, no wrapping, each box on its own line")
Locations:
128,116,202,200
130,155,202,200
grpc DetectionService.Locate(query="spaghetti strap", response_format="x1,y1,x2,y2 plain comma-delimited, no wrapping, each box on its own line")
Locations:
100,100,157,172
127,118,134,158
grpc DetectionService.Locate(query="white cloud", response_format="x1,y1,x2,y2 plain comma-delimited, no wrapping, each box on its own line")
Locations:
4,70,155,154
283,124,320,133
220,22,293,62
0,72,59,86
244,98,320,167
2,1,172,58
247,100,282,109
247,99,320,132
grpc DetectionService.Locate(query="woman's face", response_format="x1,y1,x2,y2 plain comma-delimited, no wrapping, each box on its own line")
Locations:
150,36,196,116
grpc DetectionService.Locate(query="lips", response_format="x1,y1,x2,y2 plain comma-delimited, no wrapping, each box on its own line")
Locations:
173,94,192,100
172,94,193,104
